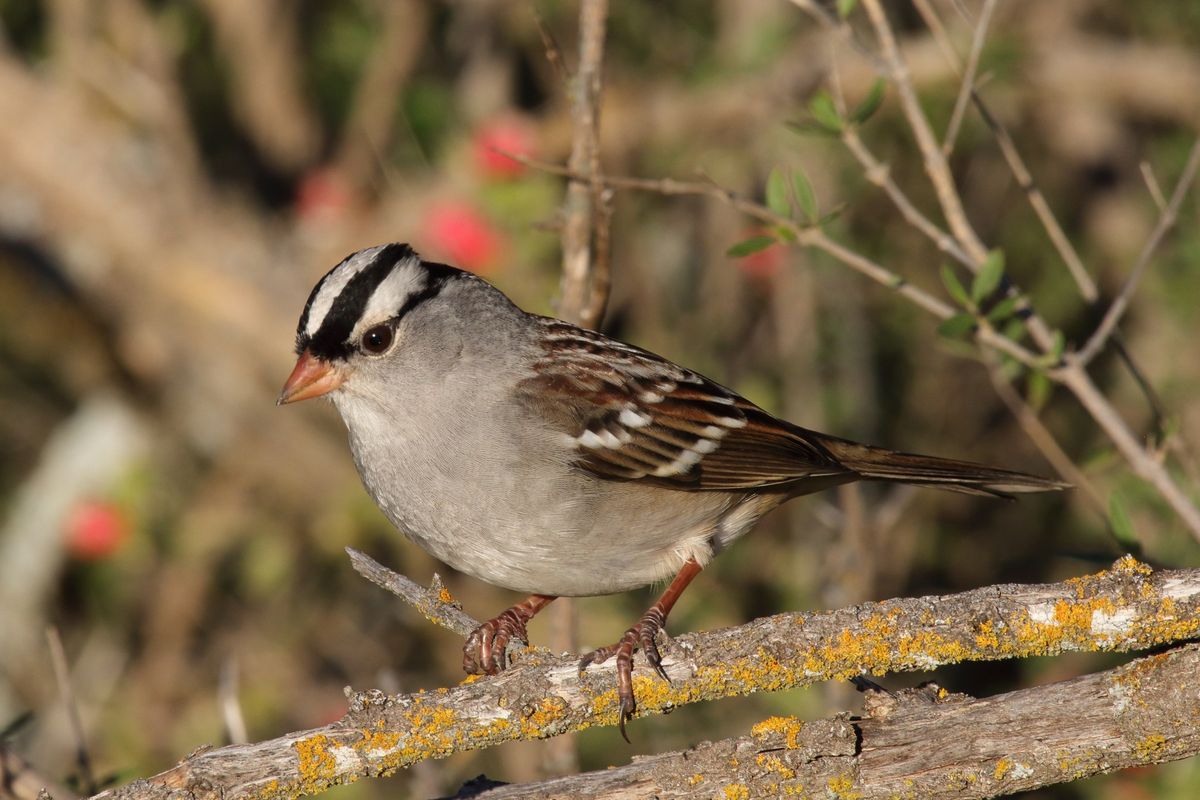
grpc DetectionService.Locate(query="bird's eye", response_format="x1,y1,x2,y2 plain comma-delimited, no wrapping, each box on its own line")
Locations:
360,324,394,354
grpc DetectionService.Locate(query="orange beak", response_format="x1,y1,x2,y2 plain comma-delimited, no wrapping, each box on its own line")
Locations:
277,350,347,405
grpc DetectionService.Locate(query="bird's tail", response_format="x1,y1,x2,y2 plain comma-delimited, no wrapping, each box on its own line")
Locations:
816,436,1068,499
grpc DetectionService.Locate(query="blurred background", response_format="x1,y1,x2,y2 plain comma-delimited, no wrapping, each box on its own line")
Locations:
1,0,1198,797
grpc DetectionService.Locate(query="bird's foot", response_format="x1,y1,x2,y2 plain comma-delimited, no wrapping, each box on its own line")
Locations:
578,606,671,742
463,594,555,675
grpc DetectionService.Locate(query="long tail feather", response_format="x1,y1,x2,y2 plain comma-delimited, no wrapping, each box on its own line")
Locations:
816,437,1068,499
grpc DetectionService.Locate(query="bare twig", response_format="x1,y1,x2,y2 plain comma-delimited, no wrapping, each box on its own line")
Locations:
854,0,1200,541
911,0,962,72
346,548,478,637
332,0,427,191
941,0,997,157
1078,137,1200,365
516,154,1045,369
219,659,249,746
93,558,1200,800
1140,160,1168,211
971,93,1098,301
556,0,612,330
860,0,988,266
46,627,96,796
839,126,972,266
0,743,78,800
984,360,1106,517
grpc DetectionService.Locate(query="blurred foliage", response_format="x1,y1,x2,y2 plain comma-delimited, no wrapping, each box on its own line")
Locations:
1,1,1199,798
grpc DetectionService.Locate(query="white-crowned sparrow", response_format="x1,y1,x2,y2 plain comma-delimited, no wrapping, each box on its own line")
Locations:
279,243,1065,736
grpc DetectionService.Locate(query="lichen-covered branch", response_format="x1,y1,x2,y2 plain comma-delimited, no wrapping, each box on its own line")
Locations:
447,642,1200,799
92,557,1200,800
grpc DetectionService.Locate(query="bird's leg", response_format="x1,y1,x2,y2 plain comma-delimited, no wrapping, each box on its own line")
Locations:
463,594,556,676
579,558,703,740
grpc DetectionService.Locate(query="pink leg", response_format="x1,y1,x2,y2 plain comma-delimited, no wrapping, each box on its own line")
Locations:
579,559,703,741
463,594,556,675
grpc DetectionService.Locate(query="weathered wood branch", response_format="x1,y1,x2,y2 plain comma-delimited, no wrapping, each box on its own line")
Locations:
92,557,1200,800
446,642,1200,799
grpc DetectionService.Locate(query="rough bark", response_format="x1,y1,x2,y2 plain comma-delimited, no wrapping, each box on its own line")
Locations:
91,557,1200,800
447,642,1200,799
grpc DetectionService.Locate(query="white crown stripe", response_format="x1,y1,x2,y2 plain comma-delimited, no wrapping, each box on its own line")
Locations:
303,245,389,338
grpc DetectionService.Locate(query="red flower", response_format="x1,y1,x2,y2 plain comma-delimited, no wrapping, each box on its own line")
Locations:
423,202,506,274
472,115,536,180
736,231,785,282
66,501,128,561
294,167,352,225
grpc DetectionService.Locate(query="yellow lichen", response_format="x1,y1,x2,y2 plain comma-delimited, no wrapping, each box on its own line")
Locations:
438,586,455,604
826,773,861,799
722,784,750,800
994,758,1013,780
689,773,704,785
1134,734,1167,760
755,753,795,779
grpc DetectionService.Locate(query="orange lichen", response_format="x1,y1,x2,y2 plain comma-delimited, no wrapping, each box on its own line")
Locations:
751,715,806,749
294,735,337,781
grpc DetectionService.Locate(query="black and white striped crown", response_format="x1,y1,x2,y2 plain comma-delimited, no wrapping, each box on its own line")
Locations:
295,244,467,361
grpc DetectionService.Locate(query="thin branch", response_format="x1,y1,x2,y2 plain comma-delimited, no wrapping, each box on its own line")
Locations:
911,0,962,72
447,644,1200,800
971,92,1098,302
840,125,972,266
92,557,1200,800
1140,160,1168,212
219,659,249,745
984,359,1106,517
516,154,1045,369
847,1,1200,541
556,0,612,330
347,548,478,637
1078,137,1200,365
47,626,96,797
941,0,997,157
860,0,988,265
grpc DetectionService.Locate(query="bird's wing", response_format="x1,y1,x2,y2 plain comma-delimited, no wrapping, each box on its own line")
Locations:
515,319,849,491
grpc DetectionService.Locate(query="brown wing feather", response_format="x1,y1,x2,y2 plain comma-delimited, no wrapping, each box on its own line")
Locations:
517,317,1066,497
516,319,850,490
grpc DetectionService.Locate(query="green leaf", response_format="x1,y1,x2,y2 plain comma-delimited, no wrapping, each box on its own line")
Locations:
786,120,840,139
971,249,1005,303
1108,494,1139,549
936,313,976,340
808,91,843,133
1002,317,1026,342
1026,369,1051,410
851,78,886,124
985,296,1020,324
726,236,777,258
940,264,972,308
774,225,798,244
766,168,791,218
792,168,818,221
837,0,859,18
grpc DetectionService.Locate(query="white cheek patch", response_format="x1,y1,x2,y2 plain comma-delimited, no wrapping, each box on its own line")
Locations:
347,264,427,343
304,245,389,338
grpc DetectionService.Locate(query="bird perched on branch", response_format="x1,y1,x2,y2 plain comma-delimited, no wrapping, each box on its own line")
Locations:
279,243,1065,737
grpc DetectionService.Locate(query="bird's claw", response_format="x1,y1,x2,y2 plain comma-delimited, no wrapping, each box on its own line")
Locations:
578,615,671,741
463,608,529,675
